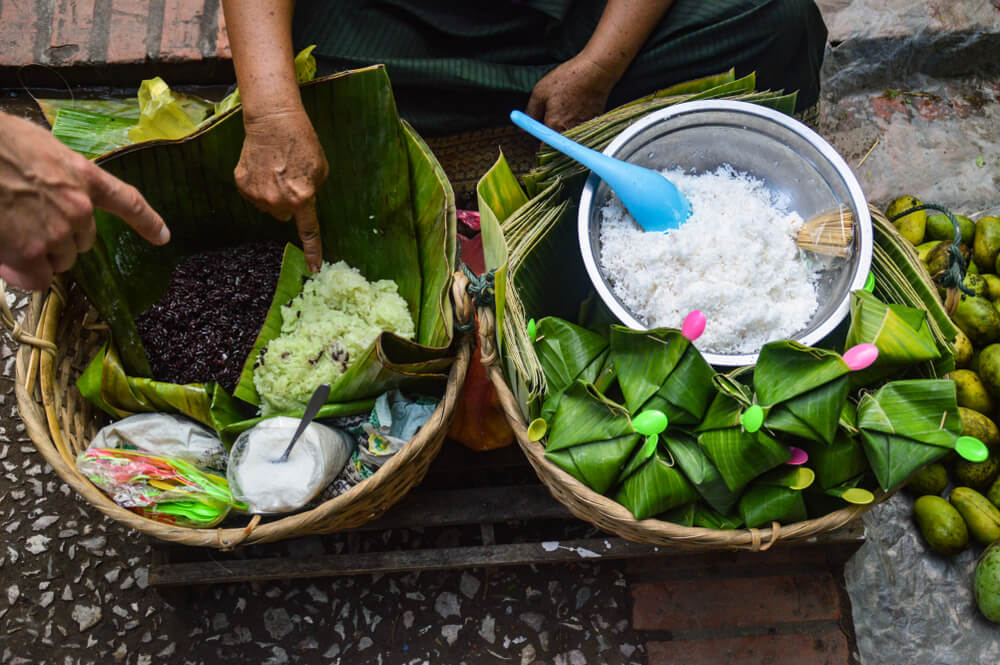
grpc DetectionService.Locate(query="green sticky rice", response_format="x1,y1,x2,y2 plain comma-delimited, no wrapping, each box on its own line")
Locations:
254,261,415,414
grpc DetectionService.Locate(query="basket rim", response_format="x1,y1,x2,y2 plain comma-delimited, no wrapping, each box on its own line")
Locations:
476,304,883,551
9,273,475,549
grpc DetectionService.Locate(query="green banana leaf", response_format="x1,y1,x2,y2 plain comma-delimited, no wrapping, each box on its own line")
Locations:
695,374,754,433
662,502,696,526
545,381,641,494
739,483,808,528
610,326,715,426
857,379,962,491
804,474,874,516
534,317,612,422
845,290,941,389
72,67,457,422
661,431,739,514
693,505,744,530
612,443,697,520
754,341,851,445
698,427,791,493
78,343,246,441
800,404,870,489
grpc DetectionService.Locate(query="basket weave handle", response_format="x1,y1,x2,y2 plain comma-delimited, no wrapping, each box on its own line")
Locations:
0,279,58,352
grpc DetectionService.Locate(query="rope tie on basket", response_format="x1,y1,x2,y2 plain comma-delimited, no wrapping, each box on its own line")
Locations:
748,521,781,552
461,264,496,310
888,203,972,296
216,514,261,551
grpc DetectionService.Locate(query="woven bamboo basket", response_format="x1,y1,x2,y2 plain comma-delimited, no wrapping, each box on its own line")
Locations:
475,304,884,552
0,273,474,549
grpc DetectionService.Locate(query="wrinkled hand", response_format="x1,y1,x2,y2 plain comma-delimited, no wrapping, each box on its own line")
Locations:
235,108,329,272
0,113,169,291
526,55,620,132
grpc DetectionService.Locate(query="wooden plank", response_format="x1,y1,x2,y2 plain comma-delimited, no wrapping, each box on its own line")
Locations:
348,484,572,531
150,525,865,587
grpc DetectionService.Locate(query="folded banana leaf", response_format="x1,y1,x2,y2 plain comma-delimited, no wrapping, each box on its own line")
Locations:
800,404,870,489
610,326,715,426
857,379,962,491
662,502,696,526
693,504,744,530
754,340,852,445
534,317,613,422
845,290,941,389
73,67,456,425
612,442,697,520
698,427,791,493
660,431,739,514
545,381,641,495
739,482,808,528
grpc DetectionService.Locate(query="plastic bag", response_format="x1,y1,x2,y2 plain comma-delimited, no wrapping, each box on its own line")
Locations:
76,448,243,528
227,417,353,514
356,390,438,470
89,413,227,472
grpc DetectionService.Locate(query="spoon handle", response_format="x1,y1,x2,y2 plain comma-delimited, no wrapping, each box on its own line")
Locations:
510,111,613,178
276,383,331,463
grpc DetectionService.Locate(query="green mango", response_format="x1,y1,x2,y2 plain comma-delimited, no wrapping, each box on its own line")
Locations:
975,217,1000,273
987,474,1000,508
914,495,969,555
927,213,976,244
954,328,974,369
959,406,1000,449
953,295,1000,346
917,240,942,263
906,462,948,496
954,457,1000,492
951,487,1000,544
982,274,1000,300
886,195,926,245
976,542,1000,622
977,345,1000,402
964,274,989,298
969,261,982,275
951,370,996,414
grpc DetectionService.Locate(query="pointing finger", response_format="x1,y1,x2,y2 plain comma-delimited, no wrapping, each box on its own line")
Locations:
294,199,323,273
85,164,170,246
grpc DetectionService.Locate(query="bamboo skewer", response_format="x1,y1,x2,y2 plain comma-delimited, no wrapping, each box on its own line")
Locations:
796,206,855,258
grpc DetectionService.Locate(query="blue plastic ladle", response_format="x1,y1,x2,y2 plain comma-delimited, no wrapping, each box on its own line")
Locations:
510,110,692,232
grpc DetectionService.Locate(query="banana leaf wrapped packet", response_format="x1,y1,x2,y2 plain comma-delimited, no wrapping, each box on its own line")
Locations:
544,381,641,495
738,467,814,528
612,430,699,520
533,317,612,423
799,403,870,490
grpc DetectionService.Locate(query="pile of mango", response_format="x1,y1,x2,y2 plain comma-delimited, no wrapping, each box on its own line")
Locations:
887,194,1000,622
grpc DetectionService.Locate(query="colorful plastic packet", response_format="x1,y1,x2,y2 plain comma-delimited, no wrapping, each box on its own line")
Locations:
76,448,246,528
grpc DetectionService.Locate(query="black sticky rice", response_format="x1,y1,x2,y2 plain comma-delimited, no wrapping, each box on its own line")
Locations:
136,241,285,392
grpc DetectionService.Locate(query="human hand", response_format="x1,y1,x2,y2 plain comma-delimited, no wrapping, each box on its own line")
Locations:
234,108,329,272
0,113,170,291
525,54,620,132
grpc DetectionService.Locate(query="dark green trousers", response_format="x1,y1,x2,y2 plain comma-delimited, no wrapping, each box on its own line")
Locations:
293,0,827,135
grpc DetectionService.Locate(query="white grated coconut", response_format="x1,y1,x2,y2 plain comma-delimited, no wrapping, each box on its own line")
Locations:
598,165,819,355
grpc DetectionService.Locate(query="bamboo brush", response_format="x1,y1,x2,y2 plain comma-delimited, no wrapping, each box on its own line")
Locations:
796,206,855,258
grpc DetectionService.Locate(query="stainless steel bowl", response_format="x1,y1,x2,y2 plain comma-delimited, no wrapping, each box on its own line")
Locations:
578,100,872,366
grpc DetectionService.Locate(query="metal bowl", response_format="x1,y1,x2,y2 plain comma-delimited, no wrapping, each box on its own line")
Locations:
578,100,872,366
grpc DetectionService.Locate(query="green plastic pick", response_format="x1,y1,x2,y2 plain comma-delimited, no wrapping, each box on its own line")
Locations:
863,272,875,293
956,436,989,462
527,318,537,342
527,418,548,442
638,434,659,462
741,405,764,433
633,409,668,436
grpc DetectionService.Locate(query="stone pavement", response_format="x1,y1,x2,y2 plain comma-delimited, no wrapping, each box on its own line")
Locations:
1,2,1000,665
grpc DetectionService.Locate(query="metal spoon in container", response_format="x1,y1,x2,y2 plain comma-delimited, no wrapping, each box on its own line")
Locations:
273,383,331,463
510,110,692,232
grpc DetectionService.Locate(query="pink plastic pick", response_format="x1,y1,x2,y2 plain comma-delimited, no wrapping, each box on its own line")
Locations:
843,343,879,371
681,310,706,341
786,446,809,466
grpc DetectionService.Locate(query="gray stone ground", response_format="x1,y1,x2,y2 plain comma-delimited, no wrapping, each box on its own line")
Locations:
2,2,1000,664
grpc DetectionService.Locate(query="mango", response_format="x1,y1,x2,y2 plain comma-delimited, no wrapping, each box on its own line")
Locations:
927,213,976,245
975,217,1000,273
983,274,1000,300
964,273,989,298
951,487,1000,544
906,462,948,496
954,328,974,368
969,261,981,275
977,345,1000,401
886,195,926,245
925,241,960,277
914,495,969,555
976,542,1000,622
917,240,942,263
953,294,1000,346
951,369,996,414
953,456,1000,492
987,475,1000,508
958,406,1000,450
